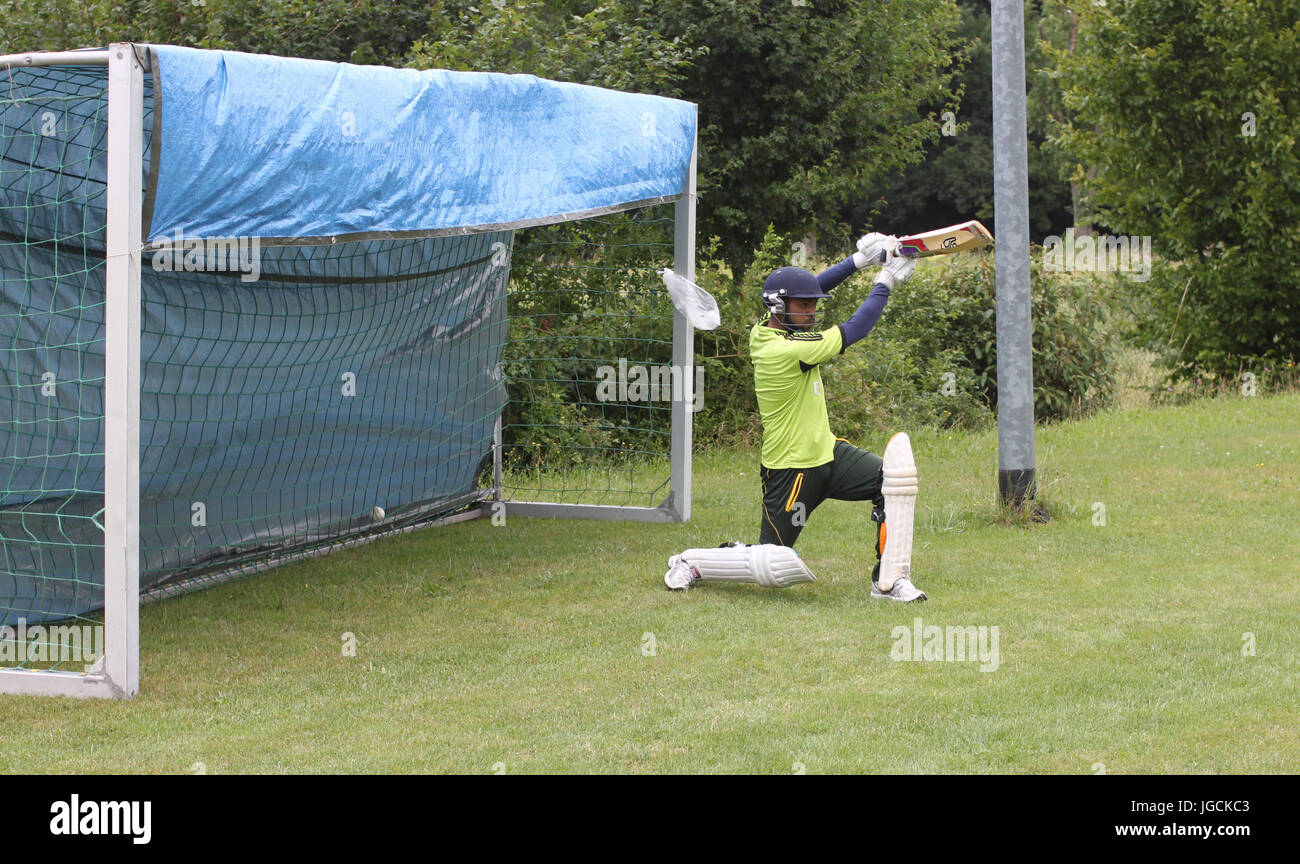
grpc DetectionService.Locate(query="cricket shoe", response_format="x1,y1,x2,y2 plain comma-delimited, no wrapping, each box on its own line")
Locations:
871,576,928,602
663,558,700,591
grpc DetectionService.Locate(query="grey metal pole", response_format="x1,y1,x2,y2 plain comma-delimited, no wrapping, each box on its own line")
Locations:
990,0,1038,511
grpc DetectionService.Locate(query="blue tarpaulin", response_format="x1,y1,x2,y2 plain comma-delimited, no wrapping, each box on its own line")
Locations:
146,45,696,242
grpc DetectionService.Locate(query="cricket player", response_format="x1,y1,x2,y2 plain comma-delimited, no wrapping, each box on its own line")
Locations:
665,233,928,601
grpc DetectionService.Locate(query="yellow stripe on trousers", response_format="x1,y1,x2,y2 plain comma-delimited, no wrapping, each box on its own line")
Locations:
785,472,804,512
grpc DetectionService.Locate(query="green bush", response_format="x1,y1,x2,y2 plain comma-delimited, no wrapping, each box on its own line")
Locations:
500,212,677,466
868,252,1117,425
820,256,992,439
1051,0,1300,378
1125,258,1300,387
500,222,1121,462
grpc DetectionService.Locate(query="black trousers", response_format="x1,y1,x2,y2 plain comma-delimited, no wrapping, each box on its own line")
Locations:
759,440,886,578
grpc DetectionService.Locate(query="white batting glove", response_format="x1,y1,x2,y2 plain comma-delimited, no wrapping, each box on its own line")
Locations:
873,253,916,289
852,232,900,269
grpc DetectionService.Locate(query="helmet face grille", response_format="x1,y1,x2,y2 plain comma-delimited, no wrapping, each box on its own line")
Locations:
762,287,785,314
762,267,827,328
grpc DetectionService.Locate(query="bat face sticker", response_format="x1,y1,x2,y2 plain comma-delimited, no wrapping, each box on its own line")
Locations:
897,220,995,257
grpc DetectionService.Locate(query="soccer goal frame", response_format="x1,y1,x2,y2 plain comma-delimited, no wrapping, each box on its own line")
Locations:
0,45,141,698
0,45,696,699
488,144,696,525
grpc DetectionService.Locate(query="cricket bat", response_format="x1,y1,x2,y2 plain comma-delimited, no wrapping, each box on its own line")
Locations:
897,220,994,258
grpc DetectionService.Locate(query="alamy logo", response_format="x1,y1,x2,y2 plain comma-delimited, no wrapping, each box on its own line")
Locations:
0,619,103,669
890,617,1000,672
49,795,151,844
1042,228,1152,282
150,228,261,283
596,358,703,411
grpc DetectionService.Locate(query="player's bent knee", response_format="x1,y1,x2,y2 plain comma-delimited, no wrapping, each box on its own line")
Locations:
668,542,816,589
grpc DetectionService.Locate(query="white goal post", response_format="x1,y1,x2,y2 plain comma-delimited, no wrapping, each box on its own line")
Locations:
0,45,142,698
490,141,697,524
0,45,697,699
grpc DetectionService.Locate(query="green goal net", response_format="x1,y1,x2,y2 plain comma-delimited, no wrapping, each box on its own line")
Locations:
501,208,680,509
1,63,116,673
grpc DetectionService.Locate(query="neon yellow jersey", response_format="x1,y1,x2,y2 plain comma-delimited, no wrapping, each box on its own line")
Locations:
749,316,845,468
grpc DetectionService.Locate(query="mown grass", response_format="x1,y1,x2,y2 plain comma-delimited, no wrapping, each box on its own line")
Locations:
2,391,1297,773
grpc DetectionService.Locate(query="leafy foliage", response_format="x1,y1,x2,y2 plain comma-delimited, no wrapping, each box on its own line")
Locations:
863,0,1075,241
1051,0,1300,376
652,0,964,277
0,0,436,64
501,213,676,468
891,253,1116,424
406,0,701,95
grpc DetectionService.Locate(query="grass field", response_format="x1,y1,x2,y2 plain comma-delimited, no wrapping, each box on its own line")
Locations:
2,391,1297,774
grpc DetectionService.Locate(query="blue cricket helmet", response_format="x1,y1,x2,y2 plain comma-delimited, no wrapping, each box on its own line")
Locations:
762,266,830,315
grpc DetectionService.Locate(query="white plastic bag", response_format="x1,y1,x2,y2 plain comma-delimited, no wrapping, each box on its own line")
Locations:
660,268,721,331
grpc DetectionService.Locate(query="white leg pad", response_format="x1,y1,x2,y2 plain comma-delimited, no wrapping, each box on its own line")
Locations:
668,543,816,589
877,431,918,591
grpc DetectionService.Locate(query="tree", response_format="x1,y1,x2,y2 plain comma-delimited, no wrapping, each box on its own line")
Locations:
649,0,963,276
406,1,699,97
0,0,435,66
1053,0,1300,374
859,0,1074,242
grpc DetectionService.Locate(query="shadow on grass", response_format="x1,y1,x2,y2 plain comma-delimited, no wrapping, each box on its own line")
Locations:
662,582,823,605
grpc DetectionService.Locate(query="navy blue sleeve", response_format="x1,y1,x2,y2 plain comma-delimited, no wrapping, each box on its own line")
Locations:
838,282,891,350
816,255,859,293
